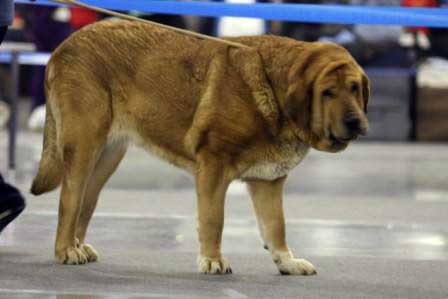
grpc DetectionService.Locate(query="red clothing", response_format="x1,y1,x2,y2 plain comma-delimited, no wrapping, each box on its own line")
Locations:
70,8,98,29
401,0,438,33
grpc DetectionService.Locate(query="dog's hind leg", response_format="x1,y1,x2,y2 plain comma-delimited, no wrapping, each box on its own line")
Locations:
247,177,317,276
53,88,112,265
55,133,107,264
75,141,127,262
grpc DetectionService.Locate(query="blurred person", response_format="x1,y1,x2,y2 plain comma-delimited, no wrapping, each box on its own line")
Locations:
196,0,221,36
131,11,186,31
0,0,26,234
26,5,72,131
400,0,438,50
1,4,27,42
0,0,12,130
0,1,11,40
321,0,413,67
350,0,406,66
274,0,326,41
430,0,448,59
0,5,32,130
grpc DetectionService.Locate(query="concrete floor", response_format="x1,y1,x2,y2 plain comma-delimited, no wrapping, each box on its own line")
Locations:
1,131,448,298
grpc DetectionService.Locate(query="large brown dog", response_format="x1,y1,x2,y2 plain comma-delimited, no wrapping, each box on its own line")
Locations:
31,20,369,275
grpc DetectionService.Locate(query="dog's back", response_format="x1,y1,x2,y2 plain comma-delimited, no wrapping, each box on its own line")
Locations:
31,20,269,194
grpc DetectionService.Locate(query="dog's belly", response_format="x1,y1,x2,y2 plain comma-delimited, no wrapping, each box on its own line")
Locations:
241,142,309,180
108,122,196,173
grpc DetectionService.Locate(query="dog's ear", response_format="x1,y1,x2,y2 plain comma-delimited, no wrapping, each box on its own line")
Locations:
361,73,370,114
283,80,311,132
229,48,279,135
282,45,330,134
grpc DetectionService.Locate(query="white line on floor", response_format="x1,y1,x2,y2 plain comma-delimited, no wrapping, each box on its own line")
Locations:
0,288,215,298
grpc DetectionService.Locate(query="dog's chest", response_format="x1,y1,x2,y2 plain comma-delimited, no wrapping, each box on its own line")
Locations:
241,140,309,181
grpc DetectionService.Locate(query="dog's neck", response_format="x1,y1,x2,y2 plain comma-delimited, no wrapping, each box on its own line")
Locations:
257,41,309,103
227,36,308,102
256,42,319,145
225,36,324,148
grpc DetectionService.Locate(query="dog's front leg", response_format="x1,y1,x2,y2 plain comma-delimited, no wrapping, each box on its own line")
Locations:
195,151,232,274
247,177,316,275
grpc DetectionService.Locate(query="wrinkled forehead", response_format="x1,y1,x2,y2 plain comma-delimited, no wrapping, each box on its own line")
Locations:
319,63,363,86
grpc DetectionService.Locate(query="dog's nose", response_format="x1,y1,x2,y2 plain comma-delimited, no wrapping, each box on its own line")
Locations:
345,118,364,136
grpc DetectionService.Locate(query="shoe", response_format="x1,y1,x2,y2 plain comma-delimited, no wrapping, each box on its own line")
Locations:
0,101,10,130
416,31,430,50
399,31,415,48
0,176,26,233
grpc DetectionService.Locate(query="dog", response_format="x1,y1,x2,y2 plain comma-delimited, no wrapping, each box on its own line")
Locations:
31,20,369,275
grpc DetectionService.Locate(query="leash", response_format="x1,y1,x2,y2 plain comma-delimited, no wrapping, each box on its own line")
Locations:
46,0,250,49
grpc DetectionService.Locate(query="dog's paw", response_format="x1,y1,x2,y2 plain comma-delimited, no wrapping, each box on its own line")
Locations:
273,251,316,276
197,255,232,274
278,258,317,275
277,257,317,276
79,243,99,262
55,247,89,265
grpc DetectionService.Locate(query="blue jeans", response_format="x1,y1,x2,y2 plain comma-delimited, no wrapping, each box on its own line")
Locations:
0,25,26,231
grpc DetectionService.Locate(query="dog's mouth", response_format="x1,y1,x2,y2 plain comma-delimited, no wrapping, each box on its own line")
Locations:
329,132,354,145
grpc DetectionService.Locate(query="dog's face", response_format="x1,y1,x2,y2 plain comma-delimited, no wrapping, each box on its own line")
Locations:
283,43,370,153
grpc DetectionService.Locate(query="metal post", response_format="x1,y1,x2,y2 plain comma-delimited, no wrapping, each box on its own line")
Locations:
8,51,19,177
409,68,417,141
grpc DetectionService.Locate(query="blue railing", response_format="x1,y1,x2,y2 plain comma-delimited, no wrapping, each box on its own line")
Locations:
14,0,448,28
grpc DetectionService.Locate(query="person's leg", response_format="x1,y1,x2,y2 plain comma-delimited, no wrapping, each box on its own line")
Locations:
0,27,26,233
0,26,7,45
0,173,26,233
0,34,11,128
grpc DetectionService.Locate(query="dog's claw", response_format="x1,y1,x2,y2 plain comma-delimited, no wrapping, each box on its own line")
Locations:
197,256,232,274
56,247,88,265
55,243,99,265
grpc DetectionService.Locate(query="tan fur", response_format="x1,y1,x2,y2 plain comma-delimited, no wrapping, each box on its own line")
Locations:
31,20,369,273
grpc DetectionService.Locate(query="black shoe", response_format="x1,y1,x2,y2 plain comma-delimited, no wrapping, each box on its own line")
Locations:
0,174,26,233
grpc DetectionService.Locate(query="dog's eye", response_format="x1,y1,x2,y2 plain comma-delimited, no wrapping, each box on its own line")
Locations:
351,83,359,93
322,89,335,98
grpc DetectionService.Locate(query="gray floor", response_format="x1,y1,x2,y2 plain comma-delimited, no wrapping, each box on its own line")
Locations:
1,131,448,299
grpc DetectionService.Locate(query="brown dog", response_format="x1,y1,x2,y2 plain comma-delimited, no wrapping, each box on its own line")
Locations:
31,20,369,275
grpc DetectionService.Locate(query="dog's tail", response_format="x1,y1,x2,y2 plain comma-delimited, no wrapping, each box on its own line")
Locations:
30,87,63,195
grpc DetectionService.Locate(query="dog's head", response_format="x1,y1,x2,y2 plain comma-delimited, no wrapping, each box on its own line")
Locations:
281,42,370,153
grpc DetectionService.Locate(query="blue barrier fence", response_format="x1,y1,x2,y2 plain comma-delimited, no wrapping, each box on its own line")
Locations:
14,0,448,28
